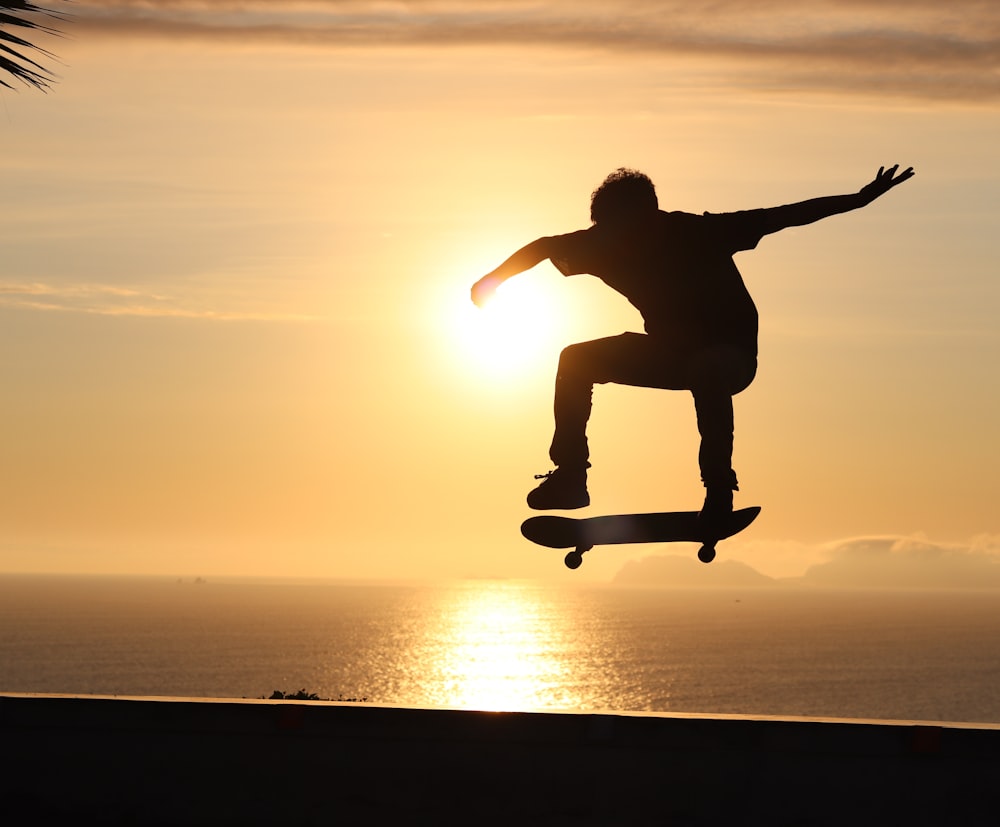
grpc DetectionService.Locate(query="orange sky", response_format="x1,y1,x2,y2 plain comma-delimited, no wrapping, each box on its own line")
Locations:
0,1,998,581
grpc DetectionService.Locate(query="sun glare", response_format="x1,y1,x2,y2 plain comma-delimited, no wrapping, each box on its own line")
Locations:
449,277,566,379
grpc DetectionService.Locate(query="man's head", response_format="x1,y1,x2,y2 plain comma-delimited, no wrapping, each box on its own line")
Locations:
590,168,658,226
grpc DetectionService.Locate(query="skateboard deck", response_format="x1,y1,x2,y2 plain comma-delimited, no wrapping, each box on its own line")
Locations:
521,506,760,569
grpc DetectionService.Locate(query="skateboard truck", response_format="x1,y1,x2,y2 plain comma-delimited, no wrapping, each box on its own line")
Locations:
564,545,592,570
566,543,714,569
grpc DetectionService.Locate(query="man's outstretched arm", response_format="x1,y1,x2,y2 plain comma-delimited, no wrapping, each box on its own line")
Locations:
758,164,915,236
471,237,554,306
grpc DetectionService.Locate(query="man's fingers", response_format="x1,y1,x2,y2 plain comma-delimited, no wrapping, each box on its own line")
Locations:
890,166,915,187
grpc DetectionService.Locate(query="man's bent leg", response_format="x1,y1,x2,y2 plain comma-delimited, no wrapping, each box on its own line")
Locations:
548,333,677,466
531,333,672,510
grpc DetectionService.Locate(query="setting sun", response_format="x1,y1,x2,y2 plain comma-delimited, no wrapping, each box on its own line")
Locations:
450,276,567,379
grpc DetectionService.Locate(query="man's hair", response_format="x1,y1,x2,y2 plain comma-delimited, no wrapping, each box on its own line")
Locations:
590,168,658,225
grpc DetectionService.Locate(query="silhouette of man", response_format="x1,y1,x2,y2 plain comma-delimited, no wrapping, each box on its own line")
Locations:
471,164,914,526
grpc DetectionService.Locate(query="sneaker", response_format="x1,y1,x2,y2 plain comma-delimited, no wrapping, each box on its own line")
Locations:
698,486,733,535
527,467,590,510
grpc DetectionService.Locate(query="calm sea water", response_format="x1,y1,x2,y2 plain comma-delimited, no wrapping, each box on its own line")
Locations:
2,575,1000,723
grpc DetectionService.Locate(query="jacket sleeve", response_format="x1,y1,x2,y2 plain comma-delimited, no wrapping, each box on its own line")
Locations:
547,229,596,276
700,209,770,254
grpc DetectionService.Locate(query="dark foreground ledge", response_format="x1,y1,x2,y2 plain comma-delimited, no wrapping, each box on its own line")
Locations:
2,694,999,826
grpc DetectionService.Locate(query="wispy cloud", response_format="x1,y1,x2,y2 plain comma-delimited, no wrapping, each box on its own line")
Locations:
67,0,1000,102
0,281,319,321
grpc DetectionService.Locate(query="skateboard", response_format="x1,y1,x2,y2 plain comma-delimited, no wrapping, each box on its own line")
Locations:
521,506,761,570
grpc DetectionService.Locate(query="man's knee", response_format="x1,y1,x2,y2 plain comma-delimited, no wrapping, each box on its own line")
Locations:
691,347,756,395
557,341,591,378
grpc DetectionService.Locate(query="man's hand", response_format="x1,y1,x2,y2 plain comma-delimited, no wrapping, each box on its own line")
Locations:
471,274,501,307
859,164,915,205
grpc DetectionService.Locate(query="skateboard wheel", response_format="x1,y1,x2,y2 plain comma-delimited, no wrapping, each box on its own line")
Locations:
564,550,584,570
697,544,716,564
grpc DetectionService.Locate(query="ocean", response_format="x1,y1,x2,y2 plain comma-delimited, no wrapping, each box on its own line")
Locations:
3,575,1000,723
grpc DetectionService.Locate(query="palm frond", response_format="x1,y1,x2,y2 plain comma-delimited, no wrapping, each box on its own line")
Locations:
0,2,66,91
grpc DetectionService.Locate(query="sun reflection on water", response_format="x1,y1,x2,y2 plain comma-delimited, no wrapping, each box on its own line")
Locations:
411,581,580,711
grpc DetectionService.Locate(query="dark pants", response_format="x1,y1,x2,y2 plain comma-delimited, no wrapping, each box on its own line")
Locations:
549,333,757,490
